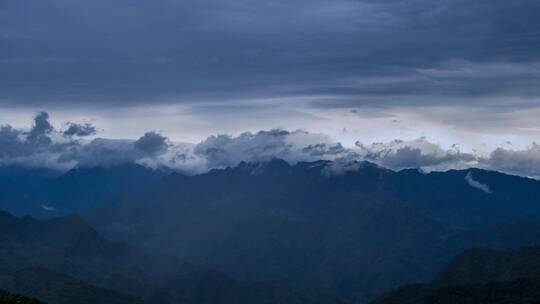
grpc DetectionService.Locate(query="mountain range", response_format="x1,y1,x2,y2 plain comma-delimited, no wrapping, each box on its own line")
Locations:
93,160,540,301
2,159,540,302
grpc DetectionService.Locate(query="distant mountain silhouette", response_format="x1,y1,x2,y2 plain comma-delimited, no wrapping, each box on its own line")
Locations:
0,164,162,216
371,246,540,304
0,166,60,216
0,209,345,304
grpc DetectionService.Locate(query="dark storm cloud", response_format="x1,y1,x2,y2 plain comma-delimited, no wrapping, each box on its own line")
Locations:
0,112,169,169
1,0,539,108
0,113,77,169
27,112,53,144
134,132,169,155
63,122,97,137
482,145,540,178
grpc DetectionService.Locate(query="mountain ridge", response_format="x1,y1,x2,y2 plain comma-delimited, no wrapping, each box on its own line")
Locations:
0,209,346,304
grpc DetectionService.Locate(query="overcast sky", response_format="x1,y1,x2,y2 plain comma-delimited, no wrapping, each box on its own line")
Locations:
1,0,540,161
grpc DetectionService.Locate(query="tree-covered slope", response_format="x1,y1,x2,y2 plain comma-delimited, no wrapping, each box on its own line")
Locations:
371,246,540,304
0,266,140,304
0,288,44,304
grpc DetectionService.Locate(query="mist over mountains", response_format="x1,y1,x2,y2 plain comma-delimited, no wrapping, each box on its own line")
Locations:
2,112,540,177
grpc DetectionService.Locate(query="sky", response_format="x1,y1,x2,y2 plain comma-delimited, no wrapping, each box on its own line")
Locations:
1,0,540,176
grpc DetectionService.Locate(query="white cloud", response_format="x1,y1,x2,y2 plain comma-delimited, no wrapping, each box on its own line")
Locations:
2,113,540,179
465,172,492,194
482,144,540,178
41,205,56,212
355,138,478,171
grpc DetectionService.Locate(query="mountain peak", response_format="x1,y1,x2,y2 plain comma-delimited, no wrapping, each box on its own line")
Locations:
237,158,291,169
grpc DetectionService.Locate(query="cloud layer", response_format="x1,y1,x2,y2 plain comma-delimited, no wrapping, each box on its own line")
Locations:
1,0,539,111
2,112,540,178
